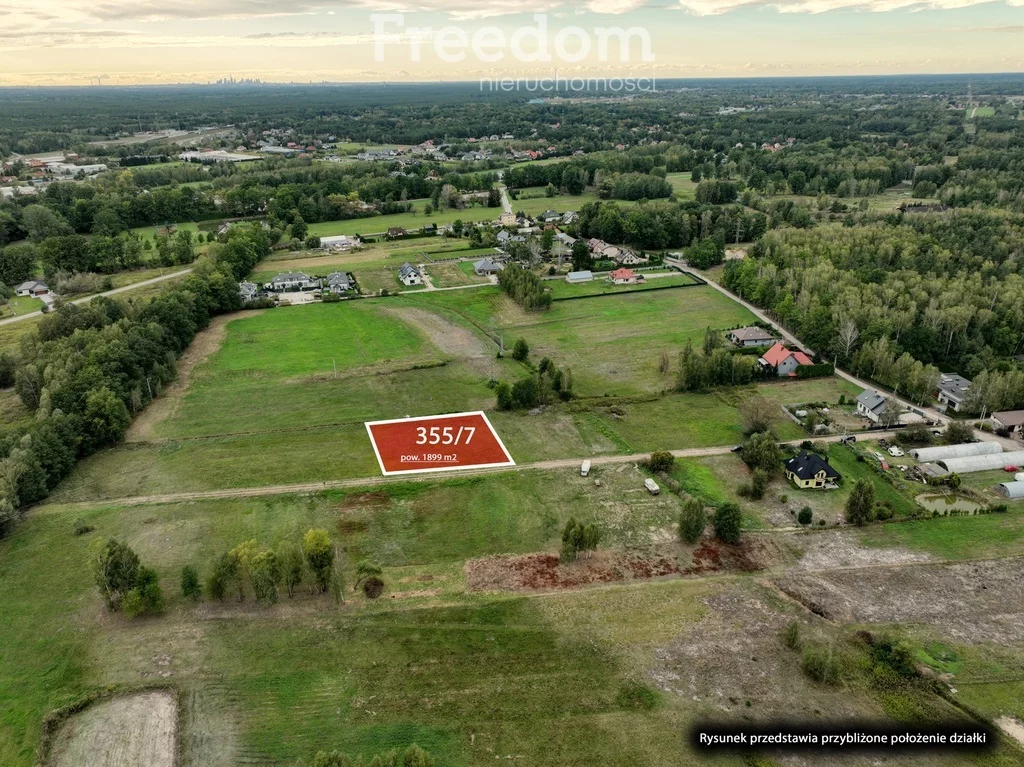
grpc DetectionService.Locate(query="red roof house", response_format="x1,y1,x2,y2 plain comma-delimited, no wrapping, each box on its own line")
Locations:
759,342,813,377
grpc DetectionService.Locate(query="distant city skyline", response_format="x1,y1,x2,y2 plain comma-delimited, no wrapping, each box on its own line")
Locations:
1,0,1022,86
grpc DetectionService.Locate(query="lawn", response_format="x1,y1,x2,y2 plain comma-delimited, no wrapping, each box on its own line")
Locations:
0,483,718,767
548,274,699,299
405,284,760,397
307,206,500,238
858,509,1024,560
2,295,44,316
426,262,491,288
665,173,698,200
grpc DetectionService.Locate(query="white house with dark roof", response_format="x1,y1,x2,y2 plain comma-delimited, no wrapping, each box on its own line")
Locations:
473,258,504,276
14,280,50,297
270,272,318,292
399,262,422,286
325,271,355,294
856,390,889,424
238,281,258,301
936,373,972,412
728,326,778,348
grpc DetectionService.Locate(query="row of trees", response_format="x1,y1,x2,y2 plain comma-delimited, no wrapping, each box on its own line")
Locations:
0,225,270,540
675,336,760,392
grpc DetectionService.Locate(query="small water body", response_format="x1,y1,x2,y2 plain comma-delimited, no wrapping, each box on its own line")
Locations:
915,493,985,515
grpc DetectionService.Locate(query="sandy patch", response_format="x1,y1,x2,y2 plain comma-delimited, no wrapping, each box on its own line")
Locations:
776,557,1024,644
996,716,1024,747
49,691,177,767
381,306,498,377
794,530,934,571
126,311,258,442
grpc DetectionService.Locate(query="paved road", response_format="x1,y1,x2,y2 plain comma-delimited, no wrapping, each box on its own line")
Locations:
36,431,900,513
0,268,193,327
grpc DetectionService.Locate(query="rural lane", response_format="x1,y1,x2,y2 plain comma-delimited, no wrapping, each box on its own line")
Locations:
34,430,901,514
0,268,193,327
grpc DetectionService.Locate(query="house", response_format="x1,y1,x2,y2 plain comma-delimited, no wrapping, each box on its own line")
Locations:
386,227,408,240
936,373,972,412
325,271,355,294
613,250,648,266
14,280,50,297
562,211,579,225
758,342,813,377
555,232,576,247
566,270,594,284
540,210,560,222
729,326,778,348
587,238,607,253
856,390,889,424
992,410,1024,437
238,281,258,301
496,230,512,245
610,268,641,285
473,258,504,276
600,245,622,261
785,450,841,489
270,272,318,292
398,263,422,286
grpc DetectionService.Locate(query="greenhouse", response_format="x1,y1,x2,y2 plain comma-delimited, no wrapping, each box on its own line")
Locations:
910,442,1002,462
937,450,1024,474
998,481,1024,500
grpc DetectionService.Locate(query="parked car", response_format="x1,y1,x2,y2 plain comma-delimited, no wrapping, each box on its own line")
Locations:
580,460,591,477
839,435,857,445
644,478,660,495
888,446,905,457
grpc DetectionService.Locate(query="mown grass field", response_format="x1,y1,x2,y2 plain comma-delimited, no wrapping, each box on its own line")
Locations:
548,273,699,300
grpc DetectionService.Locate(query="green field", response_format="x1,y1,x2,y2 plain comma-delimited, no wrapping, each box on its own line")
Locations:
548,273,699,299
665,174,699,200
307,204,500,238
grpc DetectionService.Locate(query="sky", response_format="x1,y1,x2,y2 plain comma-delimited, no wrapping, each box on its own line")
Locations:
0,0,1022,85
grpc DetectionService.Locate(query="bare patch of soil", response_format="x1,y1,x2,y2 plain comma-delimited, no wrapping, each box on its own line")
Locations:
649,586,876,723
776,557,1024,644
126,311,258,442
794,530,933,571
340,491,391,510
465,535,787,592
996,716,1024,747
48,691,177,767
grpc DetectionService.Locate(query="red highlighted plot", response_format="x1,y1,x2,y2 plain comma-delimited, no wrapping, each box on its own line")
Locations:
365,411,515,476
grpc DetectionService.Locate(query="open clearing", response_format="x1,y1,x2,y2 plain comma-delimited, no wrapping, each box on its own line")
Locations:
48,691,177,767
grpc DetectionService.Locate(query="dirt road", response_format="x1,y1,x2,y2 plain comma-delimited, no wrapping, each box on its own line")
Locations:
36,431,899,514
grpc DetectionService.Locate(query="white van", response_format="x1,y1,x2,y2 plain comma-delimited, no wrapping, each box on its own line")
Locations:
644,478,660,495
580,460,591,477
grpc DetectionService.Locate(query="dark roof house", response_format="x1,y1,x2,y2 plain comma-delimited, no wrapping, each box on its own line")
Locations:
785,450,841,488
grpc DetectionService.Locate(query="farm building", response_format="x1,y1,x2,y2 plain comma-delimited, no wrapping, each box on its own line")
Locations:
998,481,1024,499
991,410,1024,437
728,326,778,347
937,450,1024,474
320,234,356,250
566,270,593,284
785,450,841,489
398,263,422,286
909,442,1001,462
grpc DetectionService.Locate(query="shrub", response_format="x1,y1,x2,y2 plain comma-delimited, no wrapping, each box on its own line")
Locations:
749,468,770,500
801,645,843,684
511,337,529,361
181,565,202,600
713,502,742,544
783,621,800,649
679,498,706,544
779,494,788,504
648,451,675,473
797,507,813,525
943,421,974,445
362,576,385,599
73,519,95,536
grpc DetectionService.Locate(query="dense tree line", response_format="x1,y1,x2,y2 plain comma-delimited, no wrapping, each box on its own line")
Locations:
0,225,269,539
497,263,551,311
724,219,1024,391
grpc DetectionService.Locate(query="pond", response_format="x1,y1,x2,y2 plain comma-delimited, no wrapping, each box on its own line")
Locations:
915,493,986,515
